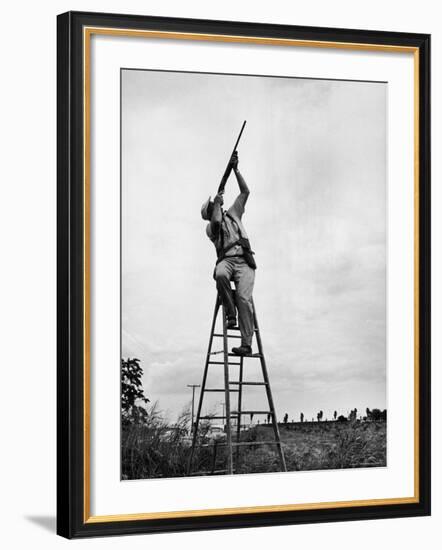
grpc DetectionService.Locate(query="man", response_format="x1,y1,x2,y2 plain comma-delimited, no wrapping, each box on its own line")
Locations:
201,152,256,356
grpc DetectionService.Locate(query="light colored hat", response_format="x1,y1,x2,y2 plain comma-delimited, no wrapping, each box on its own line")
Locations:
201,196,212,220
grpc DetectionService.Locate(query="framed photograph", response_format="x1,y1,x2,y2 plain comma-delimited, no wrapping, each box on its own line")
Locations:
57,11,431,538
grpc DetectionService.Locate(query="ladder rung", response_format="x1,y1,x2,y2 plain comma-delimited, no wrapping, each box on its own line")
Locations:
200,440,280,448
229,381,267,386
227,353,262,358
204,388,239,392
213,333,242,339
231,410,273,415
208,361,241,365
211,351,256,357
229,327,258,332
232,440,280,447
199,415,238,420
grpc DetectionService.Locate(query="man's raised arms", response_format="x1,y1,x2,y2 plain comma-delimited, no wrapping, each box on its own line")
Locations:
210,193,224,237
230,152,249,217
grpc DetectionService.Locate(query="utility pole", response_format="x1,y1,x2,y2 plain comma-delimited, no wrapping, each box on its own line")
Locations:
217,401,226,429
187,384,200,435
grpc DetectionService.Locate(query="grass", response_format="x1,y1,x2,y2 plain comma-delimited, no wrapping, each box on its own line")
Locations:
236,421,386,474
122,414,386,479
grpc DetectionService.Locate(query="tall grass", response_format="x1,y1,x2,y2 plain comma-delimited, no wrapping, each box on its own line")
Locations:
121,404,228,479
280,420,386,471
122,410,386,479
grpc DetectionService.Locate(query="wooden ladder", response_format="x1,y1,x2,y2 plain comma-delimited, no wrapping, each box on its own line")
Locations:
187,292,287,475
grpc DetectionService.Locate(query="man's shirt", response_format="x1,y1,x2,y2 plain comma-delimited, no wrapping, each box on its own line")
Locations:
206,193,248,258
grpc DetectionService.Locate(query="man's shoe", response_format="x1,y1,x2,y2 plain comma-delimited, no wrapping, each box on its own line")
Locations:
227,317,237,329
231,345,252,356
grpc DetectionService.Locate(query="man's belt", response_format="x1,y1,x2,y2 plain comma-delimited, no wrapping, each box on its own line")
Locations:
216,240,242,264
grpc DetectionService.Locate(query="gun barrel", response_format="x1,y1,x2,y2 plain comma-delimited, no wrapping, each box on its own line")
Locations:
217,120,247,194
232,120,247,153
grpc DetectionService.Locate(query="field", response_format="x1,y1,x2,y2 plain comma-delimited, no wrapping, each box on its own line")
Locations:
236,421,386,474
122,419,386,479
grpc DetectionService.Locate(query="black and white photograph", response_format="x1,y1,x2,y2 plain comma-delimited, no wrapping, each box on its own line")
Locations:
55,6,431,541
121,68,387,479
0,0,435,544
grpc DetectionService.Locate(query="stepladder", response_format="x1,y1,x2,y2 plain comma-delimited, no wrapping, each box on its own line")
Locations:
187,291,287,476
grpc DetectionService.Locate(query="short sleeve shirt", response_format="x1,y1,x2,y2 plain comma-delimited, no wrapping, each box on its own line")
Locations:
206,193,248,257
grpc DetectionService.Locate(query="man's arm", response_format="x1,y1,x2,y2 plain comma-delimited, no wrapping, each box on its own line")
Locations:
210,194,224,236
234,167,249,195
230,152,249,217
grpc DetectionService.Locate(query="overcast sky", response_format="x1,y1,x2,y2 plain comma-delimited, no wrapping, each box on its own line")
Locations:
121,68,386,423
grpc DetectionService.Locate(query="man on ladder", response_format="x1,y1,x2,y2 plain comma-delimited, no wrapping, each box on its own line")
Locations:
201,151,256,356
190,123,286,475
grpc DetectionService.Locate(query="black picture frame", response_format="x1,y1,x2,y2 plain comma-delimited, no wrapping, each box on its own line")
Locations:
57,10,431,539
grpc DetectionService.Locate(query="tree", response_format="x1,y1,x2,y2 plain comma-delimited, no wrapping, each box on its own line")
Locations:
333,410,337,421
121,357,150,426
371,408,382,422
283,413,289,424
317,410,323,422
300,412,304,423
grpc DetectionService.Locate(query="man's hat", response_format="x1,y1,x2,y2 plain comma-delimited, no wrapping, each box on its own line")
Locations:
201,196,212,220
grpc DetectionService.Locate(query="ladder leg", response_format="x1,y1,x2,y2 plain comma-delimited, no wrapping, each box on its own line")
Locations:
187,296,220,474
252,300,287,472
235,356,244,468
222,302,234,475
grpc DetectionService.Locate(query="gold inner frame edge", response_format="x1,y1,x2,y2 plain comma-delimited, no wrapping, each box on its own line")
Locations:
82,26,420,524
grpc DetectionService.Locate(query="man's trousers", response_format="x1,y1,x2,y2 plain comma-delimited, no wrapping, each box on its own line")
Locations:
214,256,255,347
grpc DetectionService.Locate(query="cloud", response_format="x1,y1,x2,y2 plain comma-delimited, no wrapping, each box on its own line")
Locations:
122,70,387,421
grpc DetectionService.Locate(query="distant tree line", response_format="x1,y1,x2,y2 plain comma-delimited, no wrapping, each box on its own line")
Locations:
366,408,387,422
293,407,387,423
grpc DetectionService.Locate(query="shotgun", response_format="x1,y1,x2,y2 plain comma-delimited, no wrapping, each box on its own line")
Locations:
217,120,247,195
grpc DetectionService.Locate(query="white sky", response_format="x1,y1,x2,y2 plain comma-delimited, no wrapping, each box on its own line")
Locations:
122,68,386,423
